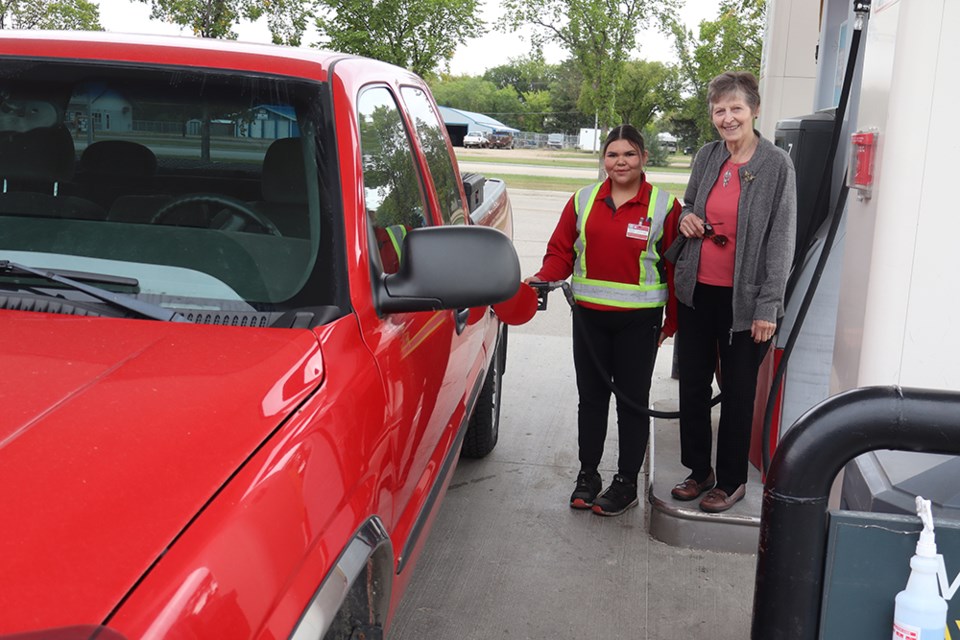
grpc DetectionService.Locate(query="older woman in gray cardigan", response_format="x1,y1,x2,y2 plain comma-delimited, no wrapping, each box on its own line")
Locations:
668,71,796,513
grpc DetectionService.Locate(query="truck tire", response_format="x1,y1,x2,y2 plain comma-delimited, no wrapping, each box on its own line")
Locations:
461,329,505,458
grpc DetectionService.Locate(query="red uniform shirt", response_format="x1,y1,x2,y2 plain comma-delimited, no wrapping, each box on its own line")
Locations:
535,176,682,336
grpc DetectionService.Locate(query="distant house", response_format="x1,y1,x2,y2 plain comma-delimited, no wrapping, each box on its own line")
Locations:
67,84,134,134
243,105,300,139
438,106,519,147
186,105,299,138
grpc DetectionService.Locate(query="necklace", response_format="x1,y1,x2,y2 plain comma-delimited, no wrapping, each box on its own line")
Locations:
723,141,754,188
727,136,759,165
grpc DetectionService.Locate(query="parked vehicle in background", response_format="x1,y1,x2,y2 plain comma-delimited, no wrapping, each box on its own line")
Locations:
516,136,538,149
656,132,678,152
488,130,514,149
547,133,564,149
463,130,489,148
0,29,520,640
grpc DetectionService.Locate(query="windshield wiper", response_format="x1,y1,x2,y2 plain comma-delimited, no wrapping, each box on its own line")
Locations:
0,260,188,323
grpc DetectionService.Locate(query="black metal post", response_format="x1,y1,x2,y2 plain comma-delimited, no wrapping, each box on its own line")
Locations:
751,386,960,639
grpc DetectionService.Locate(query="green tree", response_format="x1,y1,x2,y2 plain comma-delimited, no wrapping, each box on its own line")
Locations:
663,98,702,153
481,54,557,132
314,0,483,77
547,58,592,133
479,55,594,133
613,59,682,133
429,75,527,129
643,123,670,166
483,52,556,97
516,89,552,132
486,85,526,129
0,0,101,29
430,75,500,114
499,0,677,131
670,0,766,145
136,0,313,44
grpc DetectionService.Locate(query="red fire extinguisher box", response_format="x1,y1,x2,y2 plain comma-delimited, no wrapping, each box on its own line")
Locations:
749,345,785,480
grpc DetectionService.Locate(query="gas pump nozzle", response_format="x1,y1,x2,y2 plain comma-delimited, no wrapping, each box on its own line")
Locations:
528,280,575,311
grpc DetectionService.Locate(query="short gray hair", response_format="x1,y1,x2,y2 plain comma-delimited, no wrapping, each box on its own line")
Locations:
707,71,761,113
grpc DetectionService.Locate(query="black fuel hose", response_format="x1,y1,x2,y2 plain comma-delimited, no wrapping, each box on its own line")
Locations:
532,280,720,420
760,3,869,475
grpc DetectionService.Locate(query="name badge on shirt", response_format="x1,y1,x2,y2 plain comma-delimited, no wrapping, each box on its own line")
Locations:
626,221,651,242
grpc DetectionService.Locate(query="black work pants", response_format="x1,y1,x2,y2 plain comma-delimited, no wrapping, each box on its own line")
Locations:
572,305,662,482
677,284,770,490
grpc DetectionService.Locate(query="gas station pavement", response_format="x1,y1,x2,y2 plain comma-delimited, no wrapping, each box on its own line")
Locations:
388,190,760,640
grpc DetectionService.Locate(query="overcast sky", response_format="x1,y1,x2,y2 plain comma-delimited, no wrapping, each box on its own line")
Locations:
96,0,717,76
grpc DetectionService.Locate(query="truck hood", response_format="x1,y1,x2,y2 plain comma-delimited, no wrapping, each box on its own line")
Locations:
0,311,324,631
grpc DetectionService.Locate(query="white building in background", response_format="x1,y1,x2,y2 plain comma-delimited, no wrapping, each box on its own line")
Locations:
66,84,133,134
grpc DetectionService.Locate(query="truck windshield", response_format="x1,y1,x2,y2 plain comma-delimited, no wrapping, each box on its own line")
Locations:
0,58,334,324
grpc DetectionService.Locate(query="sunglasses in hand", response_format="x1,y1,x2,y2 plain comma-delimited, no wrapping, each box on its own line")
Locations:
703,222,729,247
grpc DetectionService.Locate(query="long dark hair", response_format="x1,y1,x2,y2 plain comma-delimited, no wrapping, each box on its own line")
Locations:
602,124,646,155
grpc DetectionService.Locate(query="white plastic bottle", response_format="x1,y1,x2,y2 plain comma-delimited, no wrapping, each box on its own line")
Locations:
892,497,948,640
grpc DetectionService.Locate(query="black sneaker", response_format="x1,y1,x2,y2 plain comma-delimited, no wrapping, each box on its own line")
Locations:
569,470,602,509
591,474,638,516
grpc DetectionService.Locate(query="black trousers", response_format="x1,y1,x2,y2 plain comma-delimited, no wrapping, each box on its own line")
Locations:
677,284,770,491
572,305,662,481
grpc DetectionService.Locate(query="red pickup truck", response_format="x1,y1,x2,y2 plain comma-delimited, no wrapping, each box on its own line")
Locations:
0,31,519,639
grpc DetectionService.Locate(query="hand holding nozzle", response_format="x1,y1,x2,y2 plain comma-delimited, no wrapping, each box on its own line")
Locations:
526,280,574,310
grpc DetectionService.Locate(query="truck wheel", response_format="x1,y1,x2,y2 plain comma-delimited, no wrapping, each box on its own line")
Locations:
461,329,505,458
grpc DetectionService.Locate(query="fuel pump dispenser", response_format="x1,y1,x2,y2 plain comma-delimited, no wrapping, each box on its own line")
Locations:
751,0,960,633
774,110,835,265
758,0,960,520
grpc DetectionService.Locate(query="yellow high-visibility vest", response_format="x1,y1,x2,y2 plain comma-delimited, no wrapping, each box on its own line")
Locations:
385,224,408,261
571,182,675,309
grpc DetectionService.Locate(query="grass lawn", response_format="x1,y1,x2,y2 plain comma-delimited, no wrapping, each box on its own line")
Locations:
667,153,693,167
458,151,692,174
457,153,598,169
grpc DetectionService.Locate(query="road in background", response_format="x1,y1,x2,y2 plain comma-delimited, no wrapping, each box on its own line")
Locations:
388,189,756,640
458,161,689,187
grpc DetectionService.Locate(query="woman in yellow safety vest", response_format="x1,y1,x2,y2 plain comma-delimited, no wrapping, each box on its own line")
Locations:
526,124,681,517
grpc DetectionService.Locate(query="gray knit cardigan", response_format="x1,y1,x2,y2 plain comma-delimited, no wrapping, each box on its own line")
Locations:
672,133,797,332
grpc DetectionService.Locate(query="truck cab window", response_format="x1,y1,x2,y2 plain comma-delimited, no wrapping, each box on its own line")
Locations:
400,86,466,225
357,87,429,275
0,60,330,323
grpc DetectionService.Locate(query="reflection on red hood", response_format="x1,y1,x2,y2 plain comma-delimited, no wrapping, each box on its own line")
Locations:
0,310,324,632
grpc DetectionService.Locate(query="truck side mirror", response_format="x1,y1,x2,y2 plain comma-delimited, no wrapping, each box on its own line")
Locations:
378,226,519,313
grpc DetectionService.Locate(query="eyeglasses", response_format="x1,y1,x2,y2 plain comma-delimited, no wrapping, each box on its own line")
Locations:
703,222,728,247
